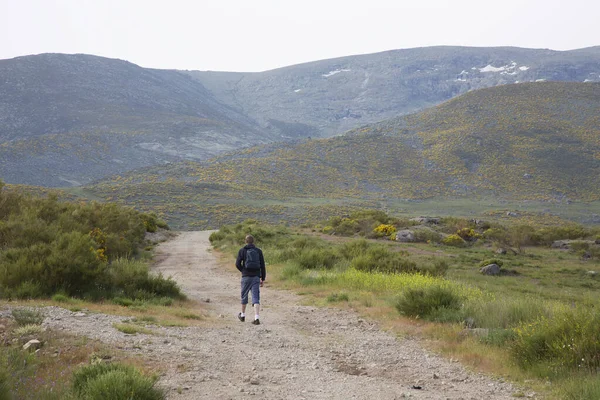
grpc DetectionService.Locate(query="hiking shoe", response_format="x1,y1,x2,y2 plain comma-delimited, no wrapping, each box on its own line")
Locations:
238,313,245,322
252,319,260,325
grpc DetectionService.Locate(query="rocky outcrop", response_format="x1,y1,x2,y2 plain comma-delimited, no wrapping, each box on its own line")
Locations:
396,230,415,242
480,264,501,276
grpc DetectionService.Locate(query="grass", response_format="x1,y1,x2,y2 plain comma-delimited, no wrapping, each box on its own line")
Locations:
0,320,133,400
112,323,155,335
210,219,600,399
13,324,45,337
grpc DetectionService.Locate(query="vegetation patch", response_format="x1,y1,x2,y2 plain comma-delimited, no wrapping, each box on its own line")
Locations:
0,181,181,303
73,362,164,400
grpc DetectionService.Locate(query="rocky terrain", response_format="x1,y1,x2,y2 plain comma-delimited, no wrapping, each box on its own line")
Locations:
2,46,600,186
188,46,600,137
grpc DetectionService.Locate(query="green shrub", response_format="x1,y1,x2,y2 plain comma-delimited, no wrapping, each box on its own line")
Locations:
350,246,417,274
51,293,72,303
442,234,466,247
420,258,449,276
532,225,587,246
44,231,105,295
483,227,509,244
395,285,462,319
512,308,600,371
0,189,158,300
112,297,134,307
73,363,163,399
13,324,44,337
338,240,370,260
280,263,303,280
412,229,442,243
439,217,474,234
80,369,164,400
73,363,131,395
336,218,360,236
108,258,182,300
13,281,43,299
209,231,226,243
11,309,44,326
296,248,339,269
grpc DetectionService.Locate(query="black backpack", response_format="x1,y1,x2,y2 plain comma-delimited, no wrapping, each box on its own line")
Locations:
245,247,261,271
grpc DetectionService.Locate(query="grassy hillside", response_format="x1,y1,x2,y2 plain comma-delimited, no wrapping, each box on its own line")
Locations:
83,82,600,228
0,54,265,187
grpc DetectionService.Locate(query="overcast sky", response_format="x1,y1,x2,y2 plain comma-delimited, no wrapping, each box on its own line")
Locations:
1,0,599,72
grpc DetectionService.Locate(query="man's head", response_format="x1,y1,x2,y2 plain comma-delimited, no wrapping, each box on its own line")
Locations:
245,235,254,244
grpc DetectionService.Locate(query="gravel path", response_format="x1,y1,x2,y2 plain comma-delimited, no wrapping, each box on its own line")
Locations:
28,231,530,399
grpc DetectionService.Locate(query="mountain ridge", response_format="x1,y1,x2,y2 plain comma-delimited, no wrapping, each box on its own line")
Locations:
2,46,600,187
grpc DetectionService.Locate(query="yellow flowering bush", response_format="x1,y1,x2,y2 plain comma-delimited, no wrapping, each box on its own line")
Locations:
442,234,466,247
373,224,397,238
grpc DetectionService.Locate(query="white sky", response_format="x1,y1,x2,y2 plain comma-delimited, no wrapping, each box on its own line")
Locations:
1,0,599,72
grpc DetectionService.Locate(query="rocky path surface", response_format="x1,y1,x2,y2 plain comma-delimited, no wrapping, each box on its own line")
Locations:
40,231,527,399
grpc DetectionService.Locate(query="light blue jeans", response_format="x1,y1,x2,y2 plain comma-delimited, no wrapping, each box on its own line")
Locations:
241,276,260,305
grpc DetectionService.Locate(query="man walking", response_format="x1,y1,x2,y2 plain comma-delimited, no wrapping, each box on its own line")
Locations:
236,234,266,325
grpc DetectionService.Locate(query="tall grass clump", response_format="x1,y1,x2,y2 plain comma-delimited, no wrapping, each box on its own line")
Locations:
559,375,600,400
395,285,463,319
512,307,600,373
73,363,164,400
11,309,44,326
462,297,551,329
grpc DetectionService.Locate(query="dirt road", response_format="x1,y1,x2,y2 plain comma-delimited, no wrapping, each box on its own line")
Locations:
43,231,526,399
151,231,525,399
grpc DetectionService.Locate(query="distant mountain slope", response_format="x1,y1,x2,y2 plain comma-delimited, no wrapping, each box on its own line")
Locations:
0,54,267,186
3,47,600,188
87,82,600,211
188,46,600,137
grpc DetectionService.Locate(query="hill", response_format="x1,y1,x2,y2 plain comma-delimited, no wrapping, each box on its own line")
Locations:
0,53,267,187
188,46,600,137
3,47,600,187
84,82,600,228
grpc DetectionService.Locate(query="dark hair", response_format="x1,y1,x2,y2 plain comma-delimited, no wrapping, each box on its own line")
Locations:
245,235,254,244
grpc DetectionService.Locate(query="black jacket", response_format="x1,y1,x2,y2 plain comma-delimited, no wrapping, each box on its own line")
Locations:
236,244,266,280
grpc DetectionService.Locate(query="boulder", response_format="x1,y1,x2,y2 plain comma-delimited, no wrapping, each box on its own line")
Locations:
395,230,415,242
551,240,571,249
480,263,501,276
409,217,440,224
23,339,42,351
